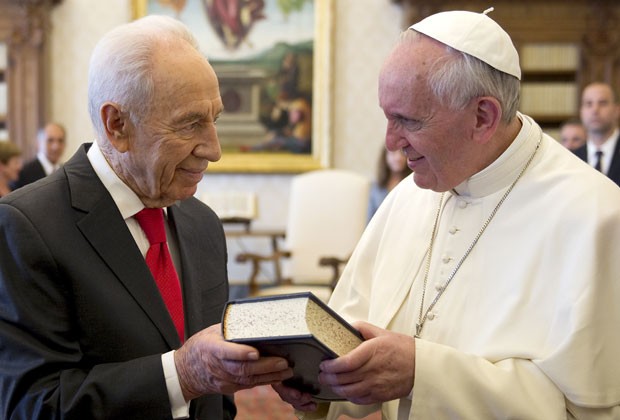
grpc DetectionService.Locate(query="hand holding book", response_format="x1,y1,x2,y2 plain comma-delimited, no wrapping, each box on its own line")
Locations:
222,292,363,401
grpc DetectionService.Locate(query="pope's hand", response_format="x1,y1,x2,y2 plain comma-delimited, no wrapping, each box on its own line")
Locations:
318,321,415,404
174,324,294,401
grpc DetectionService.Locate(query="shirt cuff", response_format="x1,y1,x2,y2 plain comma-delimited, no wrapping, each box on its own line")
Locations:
162,350,190,419
406,339,417,400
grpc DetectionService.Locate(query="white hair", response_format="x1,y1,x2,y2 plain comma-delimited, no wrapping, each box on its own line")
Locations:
403,30,520,124
87,15,200,139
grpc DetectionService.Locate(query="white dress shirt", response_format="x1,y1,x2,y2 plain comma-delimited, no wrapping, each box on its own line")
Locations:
36,151,61,176
587,129,618,175
86,141,190,419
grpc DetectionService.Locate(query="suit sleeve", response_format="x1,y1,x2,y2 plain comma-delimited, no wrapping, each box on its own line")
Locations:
0,203,175,419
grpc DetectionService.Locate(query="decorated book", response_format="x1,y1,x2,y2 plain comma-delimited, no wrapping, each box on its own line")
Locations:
222,291,363,401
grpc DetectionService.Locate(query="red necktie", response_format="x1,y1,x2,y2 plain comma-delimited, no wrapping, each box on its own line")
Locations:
134,208,185,342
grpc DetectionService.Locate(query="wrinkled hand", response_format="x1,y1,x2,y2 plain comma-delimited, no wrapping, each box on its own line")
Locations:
272,382,318,412
318,321,415,404
174,324,293,401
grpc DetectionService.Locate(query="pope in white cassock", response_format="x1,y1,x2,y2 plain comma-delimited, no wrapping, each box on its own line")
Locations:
274,8,620,420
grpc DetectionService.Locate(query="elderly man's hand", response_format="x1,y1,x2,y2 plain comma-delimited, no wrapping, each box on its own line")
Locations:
318,321,415,404
174,324,293,401
272,382,318,412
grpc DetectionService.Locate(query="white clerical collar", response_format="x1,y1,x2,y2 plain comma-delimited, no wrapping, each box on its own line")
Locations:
86,140,144,220
452,112,542,198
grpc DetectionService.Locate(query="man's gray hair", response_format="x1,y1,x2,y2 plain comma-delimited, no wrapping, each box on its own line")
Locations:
404,30,520,124
87,15,201,138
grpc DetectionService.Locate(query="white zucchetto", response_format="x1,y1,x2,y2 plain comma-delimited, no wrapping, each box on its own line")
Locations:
410,8,521,80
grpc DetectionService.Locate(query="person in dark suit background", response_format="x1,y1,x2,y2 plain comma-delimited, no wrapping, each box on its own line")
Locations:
0,15,292,419
11,122,67,189
558,117,587,151
574,82,620,187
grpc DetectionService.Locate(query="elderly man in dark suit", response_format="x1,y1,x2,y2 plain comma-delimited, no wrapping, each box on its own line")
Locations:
574,82,620,187
0,15,291,419
11,122,67,189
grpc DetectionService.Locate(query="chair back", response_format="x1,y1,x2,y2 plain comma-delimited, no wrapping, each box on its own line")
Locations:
283,169,370,284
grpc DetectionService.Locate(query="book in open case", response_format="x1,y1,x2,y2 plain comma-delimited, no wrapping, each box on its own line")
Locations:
222,291,363,401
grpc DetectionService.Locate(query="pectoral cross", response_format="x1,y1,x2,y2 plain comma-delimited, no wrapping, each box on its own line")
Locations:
415,323,422,338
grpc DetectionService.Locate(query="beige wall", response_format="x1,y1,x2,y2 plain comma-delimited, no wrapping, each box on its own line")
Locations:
47,0,404,282
49,0,132,148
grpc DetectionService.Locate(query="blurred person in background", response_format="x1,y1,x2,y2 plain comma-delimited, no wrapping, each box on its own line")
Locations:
558,118,586,151
0,140,22,197
367,147,411,222
11,122,66,189
574,82,620,187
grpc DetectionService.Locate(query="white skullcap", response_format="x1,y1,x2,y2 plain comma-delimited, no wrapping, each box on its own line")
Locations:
409,8,521,80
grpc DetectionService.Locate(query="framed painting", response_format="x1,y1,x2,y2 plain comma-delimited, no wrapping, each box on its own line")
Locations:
131,0,334,173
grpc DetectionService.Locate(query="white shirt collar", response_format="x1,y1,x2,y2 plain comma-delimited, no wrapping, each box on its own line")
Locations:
86,140,144,220
36,152,59,176
587,129,618,174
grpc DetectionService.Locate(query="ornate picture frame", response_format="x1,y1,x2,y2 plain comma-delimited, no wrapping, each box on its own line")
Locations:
131,0,334,173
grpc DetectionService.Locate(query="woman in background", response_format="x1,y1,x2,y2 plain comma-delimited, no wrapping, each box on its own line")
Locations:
367,147,411,222
0,141,22,197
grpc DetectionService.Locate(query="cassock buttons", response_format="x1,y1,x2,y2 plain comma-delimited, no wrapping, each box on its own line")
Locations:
458,200,468,209
442,254,451,263
449,226,459,234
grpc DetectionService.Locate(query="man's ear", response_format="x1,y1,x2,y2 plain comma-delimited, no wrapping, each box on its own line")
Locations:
473,96,502,144
100,102,130,152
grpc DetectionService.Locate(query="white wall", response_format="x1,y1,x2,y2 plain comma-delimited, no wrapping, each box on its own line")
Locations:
49,0,132,146
332,0,403,174
48,0,404,283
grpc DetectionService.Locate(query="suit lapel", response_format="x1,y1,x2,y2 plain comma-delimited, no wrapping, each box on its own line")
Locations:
168,205,203,336
606,134,620,185
34,160,47,179
573,144,587,162
168,203,228,336
66,145,181,348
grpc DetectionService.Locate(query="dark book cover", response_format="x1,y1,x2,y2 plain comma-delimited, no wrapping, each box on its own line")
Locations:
221,291,363,401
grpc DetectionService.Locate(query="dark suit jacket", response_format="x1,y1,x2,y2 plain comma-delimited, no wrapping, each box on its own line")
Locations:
0,144,235,419
11,157,47,189
573,135,620,187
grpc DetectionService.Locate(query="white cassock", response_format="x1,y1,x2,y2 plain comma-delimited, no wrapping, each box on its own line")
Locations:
323,113,620,419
